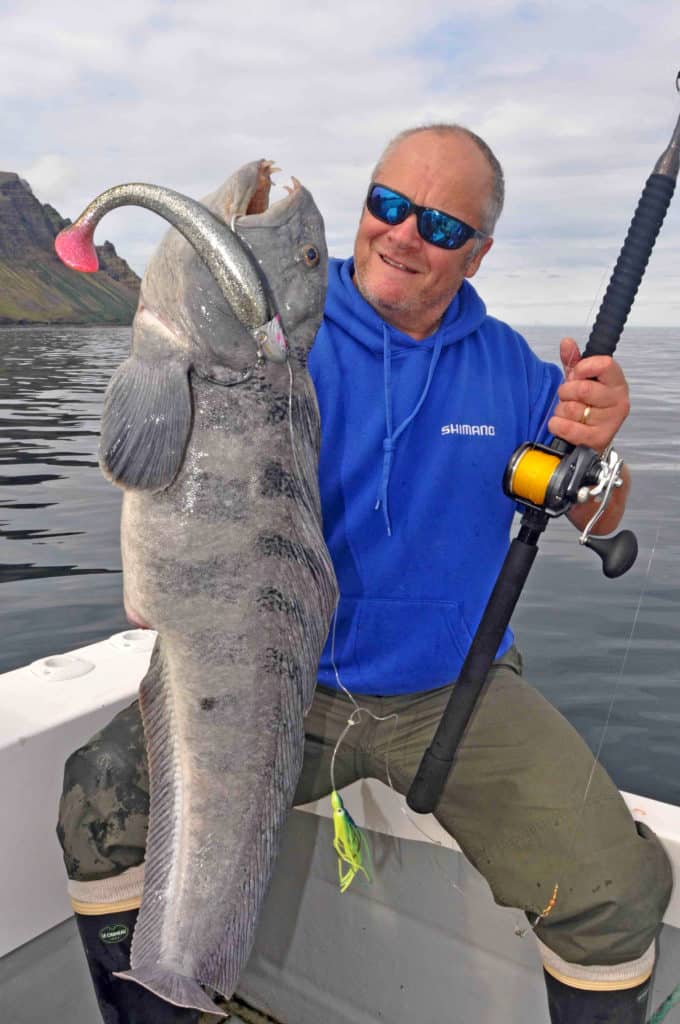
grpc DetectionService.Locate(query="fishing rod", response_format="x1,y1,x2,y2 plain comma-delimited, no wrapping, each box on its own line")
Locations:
407,73,680,816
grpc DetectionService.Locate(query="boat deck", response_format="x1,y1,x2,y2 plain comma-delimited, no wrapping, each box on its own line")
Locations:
2,637,679,1023
0,918,261,1024
2,819,679,1024
1,917,106,1024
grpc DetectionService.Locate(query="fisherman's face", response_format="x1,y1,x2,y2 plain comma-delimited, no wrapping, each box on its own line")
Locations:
353,131,494,340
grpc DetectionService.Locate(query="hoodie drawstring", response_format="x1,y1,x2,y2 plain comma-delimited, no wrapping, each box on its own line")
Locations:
375,325,444,535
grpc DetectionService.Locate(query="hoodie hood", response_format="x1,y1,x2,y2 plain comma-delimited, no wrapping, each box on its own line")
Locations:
324,256,488,354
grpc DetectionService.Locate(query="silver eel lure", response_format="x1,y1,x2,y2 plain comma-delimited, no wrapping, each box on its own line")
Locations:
55,182,288,364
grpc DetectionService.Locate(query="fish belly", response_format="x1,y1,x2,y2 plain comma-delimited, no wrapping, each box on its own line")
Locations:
115,375,337,1013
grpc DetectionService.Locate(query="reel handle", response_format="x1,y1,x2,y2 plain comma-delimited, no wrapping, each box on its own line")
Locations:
583,529,638,578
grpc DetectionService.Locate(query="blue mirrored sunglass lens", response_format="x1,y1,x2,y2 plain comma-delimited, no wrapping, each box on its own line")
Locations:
419,209,468,248
369,187,410,224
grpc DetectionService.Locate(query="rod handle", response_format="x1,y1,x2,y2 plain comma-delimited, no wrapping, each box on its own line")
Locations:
407,750,454,815
584,173,676,358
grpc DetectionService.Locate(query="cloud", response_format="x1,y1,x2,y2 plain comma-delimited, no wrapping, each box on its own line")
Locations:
2,0,680,323
21,154,75,206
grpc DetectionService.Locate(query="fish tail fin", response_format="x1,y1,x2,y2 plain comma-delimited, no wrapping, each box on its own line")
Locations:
113,966,227,1018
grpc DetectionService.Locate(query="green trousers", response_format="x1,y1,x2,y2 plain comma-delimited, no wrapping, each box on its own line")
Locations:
57,646,672,968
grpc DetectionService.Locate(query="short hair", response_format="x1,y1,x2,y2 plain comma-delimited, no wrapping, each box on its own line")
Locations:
372,124,505,237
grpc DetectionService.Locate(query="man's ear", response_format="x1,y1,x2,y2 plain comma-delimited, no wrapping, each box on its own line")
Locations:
464,237,494,279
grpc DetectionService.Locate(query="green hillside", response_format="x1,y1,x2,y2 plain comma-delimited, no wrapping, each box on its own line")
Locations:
0,172,140,324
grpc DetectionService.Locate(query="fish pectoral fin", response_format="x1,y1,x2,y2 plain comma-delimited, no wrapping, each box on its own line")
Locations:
100,354,192,491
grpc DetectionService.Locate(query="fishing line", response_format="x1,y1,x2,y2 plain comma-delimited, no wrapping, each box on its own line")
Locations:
582,260,617,345
285,357,399,784
572,524,661,818
503,265,647,930
524,253,619,453
286,360,298,462
286,358,400,858
513,523,662,939
526,320,594,452
286,359,316,510
508,228,660,934
327,607,468,897
285,361,496,898
328,606,400,794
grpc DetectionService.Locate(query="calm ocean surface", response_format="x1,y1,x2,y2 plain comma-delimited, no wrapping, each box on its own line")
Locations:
1,324,678,805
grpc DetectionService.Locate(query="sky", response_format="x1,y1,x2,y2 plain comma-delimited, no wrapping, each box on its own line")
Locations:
2,0,680,329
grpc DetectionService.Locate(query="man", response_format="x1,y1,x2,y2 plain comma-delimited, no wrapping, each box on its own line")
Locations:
303,125,670,1023
58,125,672,1023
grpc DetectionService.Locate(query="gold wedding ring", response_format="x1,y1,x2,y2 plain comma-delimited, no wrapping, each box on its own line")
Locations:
579,404,592,425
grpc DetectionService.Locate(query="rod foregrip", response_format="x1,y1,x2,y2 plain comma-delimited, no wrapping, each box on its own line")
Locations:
408,655,492,812
584,173,676,358
407,749,454,815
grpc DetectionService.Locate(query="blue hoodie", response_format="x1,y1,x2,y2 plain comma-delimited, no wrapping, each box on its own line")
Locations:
308,257,562,695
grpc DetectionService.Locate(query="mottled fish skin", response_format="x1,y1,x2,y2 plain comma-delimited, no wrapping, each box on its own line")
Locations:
102,163,337,1015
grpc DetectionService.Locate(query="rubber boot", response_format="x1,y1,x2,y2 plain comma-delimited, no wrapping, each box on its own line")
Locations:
544,968,653,1023
75,908,204,1023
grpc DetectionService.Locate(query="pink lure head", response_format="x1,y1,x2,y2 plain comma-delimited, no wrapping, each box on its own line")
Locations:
54,220,99,272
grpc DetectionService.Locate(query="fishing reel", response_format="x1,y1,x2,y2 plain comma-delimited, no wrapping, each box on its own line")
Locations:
503,442,638,578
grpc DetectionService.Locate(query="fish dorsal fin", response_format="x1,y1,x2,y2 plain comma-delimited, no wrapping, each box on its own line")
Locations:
100,353,192,491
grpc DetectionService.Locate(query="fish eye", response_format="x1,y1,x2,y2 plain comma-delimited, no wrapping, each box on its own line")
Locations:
300,244,320,267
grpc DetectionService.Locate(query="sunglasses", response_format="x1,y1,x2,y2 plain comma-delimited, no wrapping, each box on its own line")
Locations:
365,182,488,251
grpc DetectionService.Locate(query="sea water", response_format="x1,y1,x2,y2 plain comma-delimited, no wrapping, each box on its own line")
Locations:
1,324,678,804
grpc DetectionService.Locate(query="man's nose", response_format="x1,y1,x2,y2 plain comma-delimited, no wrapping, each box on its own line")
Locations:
386,213,421,248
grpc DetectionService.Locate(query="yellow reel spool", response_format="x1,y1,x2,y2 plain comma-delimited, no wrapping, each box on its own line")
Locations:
506,444,561,507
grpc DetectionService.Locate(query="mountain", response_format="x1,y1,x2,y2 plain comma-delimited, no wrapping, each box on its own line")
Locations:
0,172,140,324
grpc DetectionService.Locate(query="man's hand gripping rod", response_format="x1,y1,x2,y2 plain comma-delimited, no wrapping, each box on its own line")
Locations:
407,74,680,816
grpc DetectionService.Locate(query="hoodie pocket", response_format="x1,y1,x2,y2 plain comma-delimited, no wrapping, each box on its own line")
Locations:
352,597,474,690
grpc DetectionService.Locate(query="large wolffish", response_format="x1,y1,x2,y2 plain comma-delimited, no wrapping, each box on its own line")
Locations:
57,162,338,1015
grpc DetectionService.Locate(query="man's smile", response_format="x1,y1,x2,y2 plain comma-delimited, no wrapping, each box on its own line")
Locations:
379,253,418,273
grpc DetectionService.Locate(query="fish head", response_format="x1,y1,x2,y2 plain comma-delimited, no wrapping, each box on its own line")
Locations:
208,160,328,366
98,161,327,492
137,159,327,377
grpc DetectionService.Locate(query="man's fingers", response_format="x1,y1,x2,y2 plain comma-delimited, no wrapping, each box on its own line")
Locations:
556,378,627,411
554,400,599,423
559,336,581,379
566,353,628,387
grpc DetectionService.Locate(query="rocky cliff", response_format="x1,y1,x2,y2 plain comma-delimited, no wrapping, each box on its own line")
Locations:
0,172,140,324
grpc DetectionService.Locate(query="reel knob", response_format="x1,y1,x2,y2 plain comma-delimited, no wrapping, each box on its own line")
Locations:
583,529,638,578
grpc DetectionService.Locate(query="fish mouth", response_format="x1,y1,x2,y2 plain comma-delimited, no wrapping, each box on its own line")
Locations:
230,159,304,229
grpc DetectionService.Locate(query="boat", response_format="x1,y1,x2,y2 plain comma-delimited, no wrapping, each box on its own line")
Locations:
0,628,678,1023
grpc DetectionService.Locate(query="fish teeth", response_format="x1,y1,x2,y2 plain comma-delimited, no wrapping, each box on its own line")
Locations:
262,159,282,180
